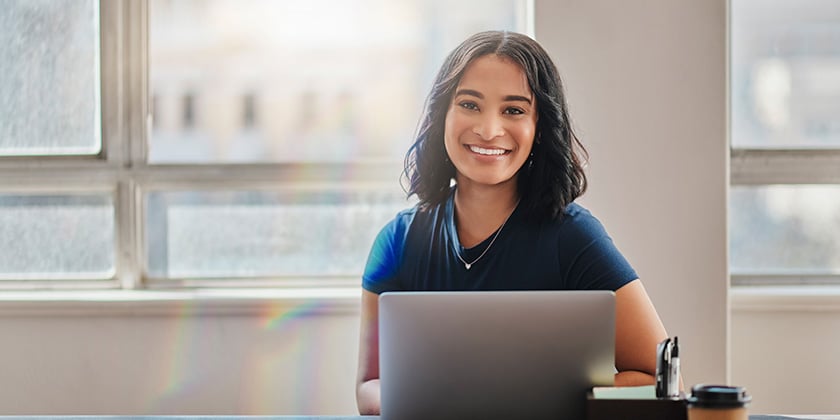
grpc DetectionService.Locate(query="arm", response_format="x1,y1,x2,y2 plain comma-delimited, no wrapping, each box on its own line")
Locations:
613,279,670,387
356,289,381,414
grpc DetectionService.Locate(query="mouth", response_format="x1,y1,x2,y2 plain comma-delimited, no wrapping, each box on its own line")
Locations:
466,145,511,156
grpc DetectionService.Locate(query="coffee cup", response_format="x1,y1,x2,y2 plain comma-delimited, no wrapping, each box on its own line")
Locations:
687,384,751,420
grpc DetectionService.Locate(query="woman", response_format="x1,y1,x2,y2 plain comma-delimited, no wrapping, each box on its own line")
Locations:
356,30,668,415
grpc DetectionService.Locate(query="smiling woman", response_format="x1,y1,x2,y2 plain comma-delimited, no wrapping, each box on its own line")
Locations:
356,30,670,415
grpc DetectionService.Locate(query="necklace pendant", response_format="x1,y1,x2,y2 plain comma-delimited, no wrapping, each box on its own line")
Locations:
455,199,519,273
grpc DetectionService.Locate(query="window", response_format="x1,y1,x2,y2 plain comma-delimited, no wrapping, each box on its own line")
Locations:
729,0,840,286
0,0,101,156
147,0,530,164
0,194,114,281
0,0,530,290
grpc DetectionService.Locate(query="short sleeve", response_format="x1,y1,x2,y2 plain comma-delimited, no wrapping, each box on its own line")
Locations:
559,206,638,291
361,209,414,294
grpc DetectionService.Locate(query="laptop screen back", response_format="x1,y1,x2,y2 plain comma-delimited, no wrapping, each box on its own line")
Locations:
379,290,615,420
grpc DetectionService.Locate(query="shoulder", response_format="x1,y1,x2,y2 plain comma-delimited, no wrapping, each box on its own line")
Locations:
392,206,419,229
377,196,451,244
552,203,638,290
377,206,420,245
362,206,419,293
549,202,610,240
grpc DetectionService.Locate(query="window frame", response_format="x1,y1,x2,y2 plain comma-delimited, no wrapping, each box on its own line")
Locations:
728,0,840,287
731,149,840,186
122,0,406,290
0,0,126,290
730,151,840,286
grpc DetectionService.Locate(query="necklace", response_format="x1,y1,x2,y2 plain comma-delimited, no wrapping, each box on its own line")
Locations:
455,202,518,270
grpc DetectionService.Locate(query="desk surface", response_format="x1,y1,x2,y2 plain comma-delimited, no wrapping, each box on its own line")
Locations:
0,416,838,419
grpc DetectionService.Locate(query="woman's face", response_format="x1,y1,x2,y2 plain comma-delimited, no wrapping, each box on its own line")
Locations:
444,54,537,190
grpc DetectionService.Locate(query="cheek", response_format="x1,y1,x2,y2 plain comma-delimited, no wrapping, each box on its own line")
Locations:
516,125,537,148
443,110,458,155
443,111,463,144
444,110,464,137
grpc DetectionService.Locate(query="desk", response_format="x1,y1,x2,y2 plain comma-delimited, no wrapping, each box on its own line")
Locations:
0,415,837,419
750,414,840,420
753,417,840,419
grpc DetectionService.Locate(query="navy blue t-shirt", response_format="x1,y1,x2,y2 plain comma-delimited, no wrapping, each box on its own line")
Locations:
363,190,637,294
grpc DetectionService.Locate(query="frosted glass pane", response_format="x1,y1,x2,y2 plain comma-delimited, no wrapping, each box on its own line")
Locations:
0,0,101,156
146,189,411,279
731,0,840,149
148,0,526,163
0,195,114,279
730,185,840,274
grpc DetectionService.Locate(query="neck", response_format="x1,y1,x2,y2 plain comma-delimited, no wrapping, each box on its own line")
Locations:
453,181,520,248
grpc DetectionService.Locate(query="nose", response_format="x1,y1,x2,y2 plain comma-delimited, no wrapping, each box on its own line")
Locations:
472,114,505,141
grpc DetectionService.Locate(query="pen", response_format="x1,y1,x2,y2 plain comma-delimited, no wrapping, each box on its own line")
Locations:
667,336,680,398
655,337,671,398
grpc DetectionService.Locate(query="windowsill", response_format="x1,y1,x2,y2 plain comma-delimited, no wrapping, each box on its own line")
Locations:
731,285,840,312
0,287,362,317
7,285,840,315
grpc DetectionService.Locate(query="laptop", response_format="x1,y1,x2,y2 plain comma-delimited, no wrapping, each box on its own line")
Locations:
379,290,615,420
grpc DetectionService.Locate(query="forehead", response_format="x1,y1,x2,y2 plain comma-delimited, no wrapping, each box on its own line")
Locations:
457,54,532,96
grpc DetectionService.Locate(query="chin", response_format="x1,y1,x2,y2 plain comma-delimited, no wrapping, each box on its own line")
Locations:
458,172,519,187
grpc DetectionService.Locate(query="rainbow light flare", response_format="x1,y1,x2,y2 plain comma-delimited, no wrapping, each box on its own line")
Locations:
146,300,200,411
244,300,328,414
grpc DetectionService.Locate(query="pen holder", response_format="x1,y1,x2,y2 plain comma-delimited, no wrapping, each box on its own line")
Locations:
656,336,681,398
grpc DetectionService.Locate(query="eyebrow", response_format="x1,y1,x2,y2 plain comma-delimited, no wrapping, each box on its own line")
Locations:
455,89,532,104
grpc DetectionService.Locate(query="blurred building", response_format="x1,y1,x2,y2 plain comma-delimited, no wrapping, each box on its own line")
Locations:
148,0,525,163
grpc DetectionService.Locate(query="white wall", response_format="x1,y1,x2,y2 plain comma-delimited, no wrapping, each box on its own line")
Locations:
535,0,728,387
731,294,840,414
0,301,361,415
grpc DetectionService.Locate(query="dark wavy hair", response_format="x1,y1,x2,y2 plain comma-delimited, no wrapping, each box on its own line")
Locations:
403,30,588,222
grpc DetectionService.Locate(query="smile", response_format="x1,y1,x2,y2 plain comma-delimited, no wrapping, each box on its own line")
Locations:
468,145,510,156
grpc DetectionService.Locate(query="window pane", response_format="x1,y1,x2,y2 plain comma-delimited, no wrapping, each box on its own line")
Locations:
730,185,840,274
148,0,527,163
0,0,101,156
731,0,840,149
145,189,411,279
0,194,114,280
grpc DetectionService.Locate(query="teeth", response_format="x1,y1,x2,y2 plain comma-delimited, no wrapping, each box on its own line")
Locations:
469,145,508,156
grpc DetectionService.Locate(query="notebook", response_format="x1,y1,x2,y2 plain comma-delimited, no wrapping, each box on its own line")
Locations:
378,290,616,420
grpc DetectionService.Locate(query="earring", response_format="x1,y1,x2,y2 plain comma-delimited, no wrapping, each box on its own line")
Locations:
527,152,534,171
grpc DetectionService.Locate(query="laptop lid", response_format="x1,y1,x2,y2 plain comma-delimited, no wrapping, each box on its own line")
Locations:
379,290,615,420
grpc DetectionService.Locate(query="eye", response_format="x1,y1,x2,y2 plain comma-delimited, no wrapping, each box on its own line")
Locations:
504,107,525,115
458,101,479,111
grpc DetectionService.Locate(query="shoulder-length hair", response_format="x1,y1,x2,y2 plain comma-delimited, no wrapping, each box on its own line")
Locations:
403,30,588,222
